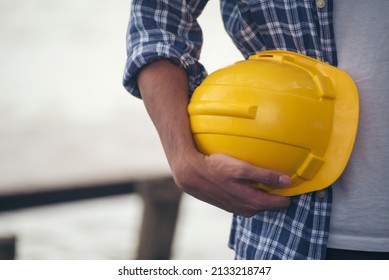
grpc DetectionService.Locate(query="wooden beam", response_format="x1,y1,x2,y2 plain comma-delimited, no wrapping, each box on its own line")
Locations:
0,235,16,260
135,177,182,260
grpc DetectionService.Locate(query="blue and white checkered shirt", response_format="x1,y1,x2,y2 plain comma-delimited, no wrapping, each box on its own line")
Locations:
124,0,336,260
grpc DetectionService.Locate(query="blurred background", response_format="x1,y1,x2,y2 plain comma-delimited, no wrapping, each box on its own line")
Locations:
0,0,243,259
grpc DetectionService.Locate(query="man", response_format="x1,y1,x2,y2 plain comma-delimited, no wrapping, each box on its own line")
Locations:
123,0,389,259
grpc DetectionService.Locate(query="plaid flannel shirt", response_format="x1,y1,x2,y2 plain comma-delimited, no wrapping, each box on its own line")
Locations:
123,0,336,260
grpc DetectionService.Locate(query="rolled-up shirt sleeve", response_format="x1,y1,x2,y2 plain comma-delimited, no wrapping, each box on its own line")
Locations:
123,0,208,98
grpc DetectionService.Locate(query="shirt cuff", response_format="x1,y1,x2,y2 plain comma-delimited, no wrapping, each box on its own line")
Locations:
123,42,207,99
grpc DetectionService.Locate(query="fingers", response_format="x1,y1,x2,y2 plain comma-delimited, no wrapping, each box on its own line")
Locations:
246,168,291,186
225,155,292,187
175,153,292,217
219,190,291,218
189,185,290,218
208,154,293,216
228,182,291,217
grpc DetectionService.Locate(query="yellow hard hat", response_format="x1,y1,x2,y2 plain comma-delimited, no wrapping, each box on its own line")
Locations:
188,50,359,196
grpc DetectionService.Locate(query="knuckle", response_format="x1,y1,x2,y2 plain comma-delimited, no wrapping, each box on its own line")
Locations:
232,165,250,179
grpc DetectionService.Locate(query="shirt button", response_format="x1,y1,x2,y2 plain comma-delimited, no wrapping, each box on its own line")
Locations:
317,190,326,198
316,0,326,8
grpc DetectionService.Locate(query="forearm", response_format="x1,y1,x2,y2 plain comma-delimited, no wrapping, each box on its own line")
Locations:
137,59,200,173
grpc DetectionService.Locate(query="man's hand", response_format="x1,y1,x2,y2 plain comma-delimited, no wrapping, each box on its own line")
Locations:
172,152,291,217
137,59,291,217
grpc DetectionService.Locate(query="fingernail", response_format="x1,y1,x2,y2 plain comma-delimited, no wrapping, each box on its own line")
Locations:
279,175,291,186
